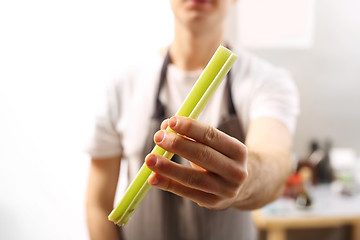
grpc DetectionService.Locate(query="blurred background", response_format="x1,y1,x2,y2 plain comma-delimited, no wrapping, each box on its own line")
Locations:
0,0,359,239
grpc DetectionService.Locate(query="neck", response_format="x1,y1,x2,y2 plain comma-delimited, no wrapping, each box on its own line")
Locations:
169,23,225,71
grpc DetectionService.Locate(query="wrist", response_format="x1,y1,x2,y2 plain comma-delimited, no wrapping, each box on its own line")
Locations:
232,150,291,210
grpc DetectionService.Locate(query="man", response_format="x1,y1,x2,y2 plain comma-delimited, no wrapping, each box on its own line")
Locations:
86,0,299,239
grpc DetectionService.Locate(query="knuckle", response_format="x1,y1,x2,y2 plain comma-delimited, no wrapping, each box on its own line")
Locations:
182,118,193,133
196,146,211,163
161,119,169,130
155,158,169,171
168,134,181,149
204,196,221,208
234,143,247,160
185,173,201,187
155,158,163,170
241,145,248,158
203,125,217,143
224,188,238,199
162,178,171,191
230,166,247,183
201,179,217,194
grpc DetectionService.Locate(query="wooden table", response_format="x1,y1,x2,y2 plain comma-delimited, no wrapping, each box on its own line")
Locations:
252,185,360,240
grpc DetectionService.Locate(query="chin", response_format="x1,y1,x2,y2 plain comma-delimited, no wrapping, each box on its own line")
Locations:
172,0,220,28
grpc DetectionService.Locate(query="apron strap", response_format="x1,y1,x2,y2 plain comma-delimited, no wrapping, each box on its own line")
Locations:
152,50,171,119
226,70,237,115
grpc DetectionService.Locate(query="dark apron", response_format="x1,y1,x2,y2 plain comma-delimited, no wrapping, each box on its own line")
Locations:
122,49,256,240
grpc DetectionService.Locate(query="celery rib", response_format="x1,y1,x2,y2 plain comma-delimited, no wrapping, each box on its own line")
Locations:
108,45,238,226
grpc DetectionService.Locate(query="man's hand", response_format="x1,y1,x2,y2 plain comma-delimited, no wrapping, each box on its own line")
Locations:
145,116,248,210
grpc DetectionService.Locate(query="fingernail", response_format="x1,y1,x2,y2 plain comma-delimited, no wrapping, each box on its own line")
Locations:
169,117,177,128
154,131,165,143
146,154,157,167
161,119,169,130
150,174,159,185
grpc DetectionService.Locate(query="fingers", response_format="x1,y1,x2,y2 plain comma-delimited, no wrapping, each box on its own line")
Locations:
145,153,240,209
153,124,247,184
145,153,238,198
148,116,249,209
168,116,247,161
160,119,169,130
148,172,222,209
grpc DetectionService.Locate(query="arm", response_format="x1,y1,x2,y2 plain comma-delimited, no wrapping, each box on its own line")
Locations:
86,156,122,240
145,116,292,210
235,117,292,209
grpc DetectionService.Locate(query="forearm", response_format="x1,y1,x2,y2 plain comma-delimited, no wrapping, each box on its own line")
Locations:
87,205,121,240
233,149,292,210
86,157,122,240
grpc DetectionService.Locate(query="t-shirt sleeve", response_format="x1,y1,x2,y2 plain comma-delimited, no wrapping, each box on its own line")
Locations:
85,81,123,159
250,69,300,134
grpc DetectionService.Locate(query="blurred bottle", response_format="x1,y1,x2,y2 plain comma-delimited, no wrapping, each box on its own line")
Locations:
316,140,334,184
283,172,303,199
283,172,312,208
297,139,323,185
295,185,312,209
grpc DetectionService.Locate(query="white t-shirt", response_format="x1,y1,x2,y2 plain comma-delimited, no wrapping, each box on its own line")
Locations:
86,46,299,240
87,46,299,168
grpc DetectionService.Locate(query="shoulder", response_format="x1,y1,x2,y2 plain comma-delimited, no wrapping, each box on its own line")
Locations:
231,46,297,95
230,46,299,133
100,49,165,113
232,46,292,81
98,49,165,118
111,50,164,93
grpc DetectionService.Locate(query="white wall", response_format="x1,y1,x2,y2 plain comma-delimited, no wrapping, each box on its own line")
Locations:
250,0,360,157
0,1,173,239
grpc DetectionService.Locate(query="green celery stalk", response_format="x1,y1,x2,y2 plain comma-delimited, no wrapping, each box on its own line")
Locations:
108,45,238,226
